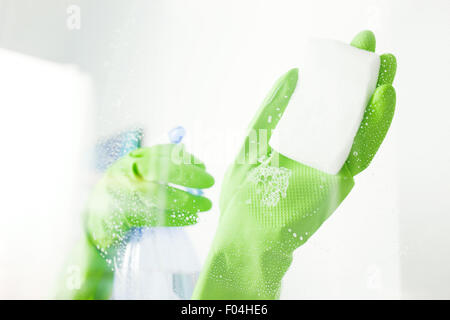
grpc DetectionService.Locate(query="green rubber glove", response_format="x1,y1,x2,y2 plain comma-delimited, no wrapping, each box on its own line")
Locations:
193,30,397,299
58,144,214,299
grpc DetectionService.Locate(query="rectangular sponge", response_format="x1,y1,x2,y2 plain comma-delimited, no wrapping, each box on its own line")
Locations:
269,39,380,174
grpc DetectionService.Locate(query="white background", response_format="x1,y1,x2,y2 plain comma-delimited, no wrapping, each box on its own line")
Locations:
0,0,449,299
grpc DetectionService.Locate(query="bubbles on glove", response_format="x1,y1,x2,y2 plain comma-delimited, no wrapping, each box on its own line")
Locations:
248,155,291,207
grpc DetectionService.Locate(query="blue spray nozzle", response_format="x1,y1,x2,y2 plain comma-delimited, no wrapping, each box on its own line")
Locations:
168,126,202,197
168,126,186,144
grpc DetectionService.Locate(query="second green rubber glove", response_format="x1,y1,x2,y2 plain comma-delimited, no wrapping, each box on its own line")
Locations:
59,143,214,299
193,30,397,299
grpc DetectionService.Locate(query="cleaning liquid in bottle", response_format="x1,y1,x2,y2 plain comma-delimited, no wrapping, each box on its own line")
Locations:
111,126,201,299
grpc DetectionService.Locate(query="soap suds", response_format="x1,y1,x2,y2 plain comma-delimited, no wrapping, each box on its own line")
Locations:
248,155,291,207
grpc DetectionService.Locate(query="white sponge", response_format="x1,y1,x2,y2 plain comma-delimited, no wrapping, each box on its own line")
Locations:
269,39,380,174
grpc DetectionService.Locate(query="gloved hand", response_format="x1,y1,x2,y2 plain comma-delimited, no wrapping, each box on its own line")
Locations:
86,144,214,252
59,144,214,299
193,30,397,299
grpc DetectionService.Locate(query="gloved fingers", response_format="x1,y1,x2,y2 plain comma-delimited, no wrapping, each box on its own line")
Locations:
132,151,214,189
136,182,210,226
145,182,213,214
350,30,397,87
350,30,376,52
345,84,396,176
346,30,397,176
377,53,397,87
130,144,206,170
234,68,298,165
114,181,211,227
247,68,298,138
